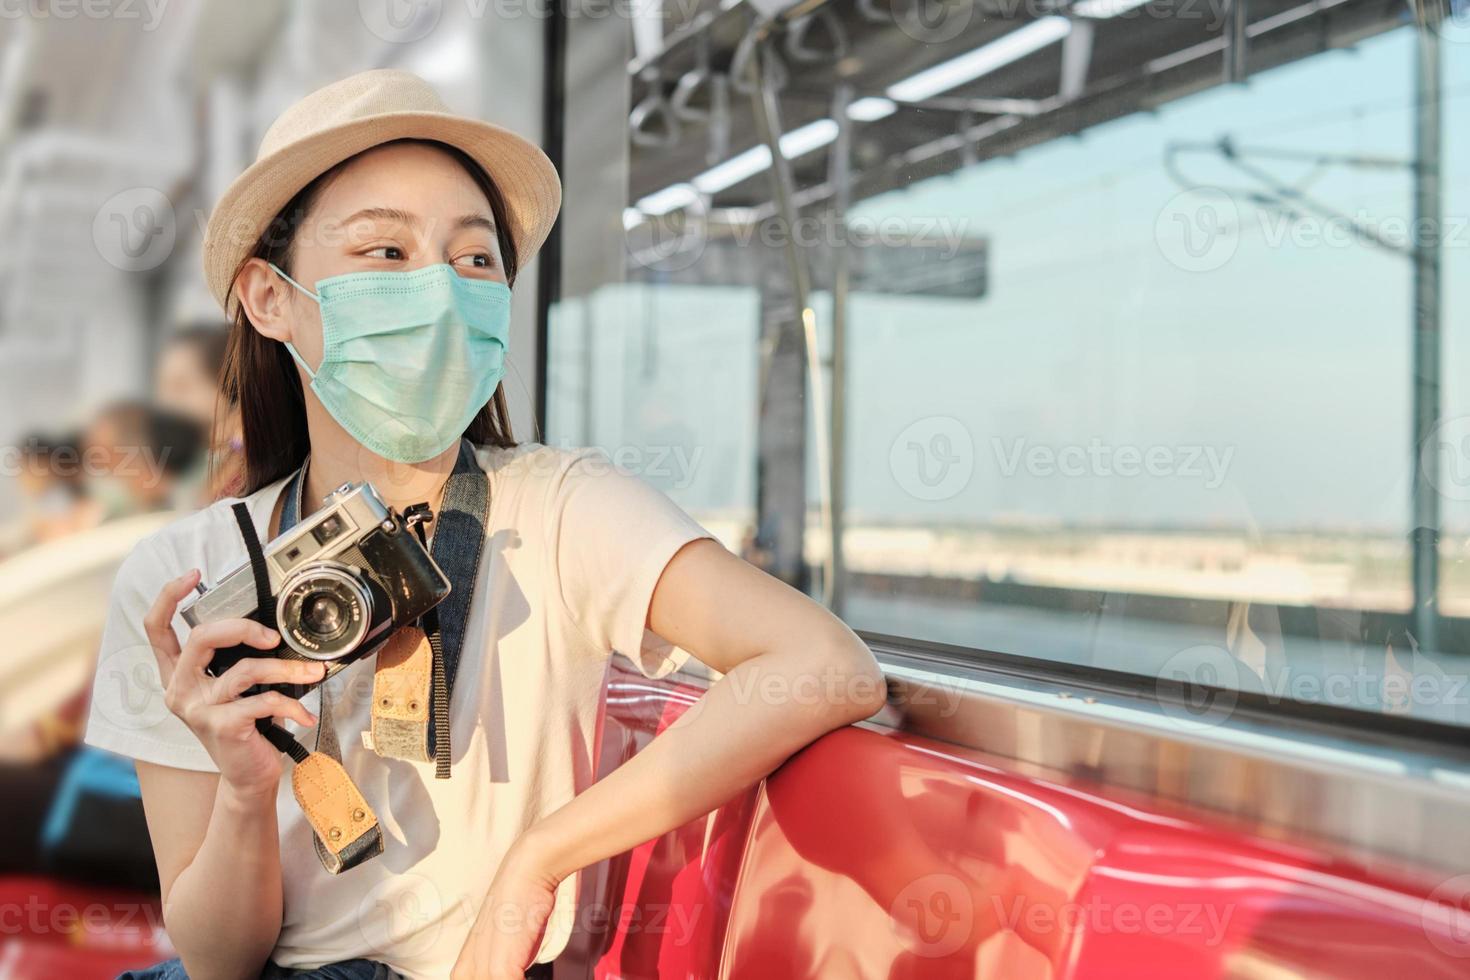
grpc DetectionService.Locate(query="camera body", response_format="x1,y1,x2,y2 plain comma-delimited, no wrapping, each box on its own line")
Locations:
181,481,451,696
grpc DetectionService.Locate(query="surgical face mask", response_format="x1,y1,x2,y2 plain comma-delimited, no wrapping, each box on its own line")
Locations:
270,262,511,464
86,473,136,520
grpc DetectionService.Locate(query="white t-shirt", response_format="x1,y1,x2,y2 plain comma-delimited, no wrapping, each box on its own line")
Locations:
83,442,715,978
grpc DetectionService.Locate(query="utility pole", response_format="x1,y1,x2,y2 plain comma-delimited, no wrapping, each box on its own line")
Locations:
1411,17,1443,653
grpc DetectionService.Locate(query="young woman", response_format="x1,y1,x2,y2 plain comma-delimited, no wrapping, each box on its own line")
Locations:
84,70,884,980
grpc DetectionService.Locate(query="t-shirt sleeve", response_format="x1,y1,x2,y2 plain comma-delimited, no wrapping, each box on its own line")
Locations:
546,448,717,679
83,535,219,772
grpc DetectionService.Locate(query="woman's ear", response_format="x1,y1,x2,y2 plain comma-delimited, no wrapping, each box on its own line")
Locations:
234,257,297,342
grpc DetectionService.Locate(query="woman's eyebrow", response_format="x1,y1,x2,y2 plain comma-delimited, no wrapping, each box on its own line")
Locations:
341,206,417,228
455,213,495,233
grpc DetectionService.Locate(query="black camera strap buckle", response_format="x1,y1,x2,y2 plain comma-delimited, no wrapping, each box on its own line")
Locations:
403,501,434,535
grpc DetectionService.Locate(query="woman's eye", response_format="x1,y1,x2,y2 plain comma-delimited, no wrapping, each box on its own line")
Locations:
366,246,404,260
453,253,494,270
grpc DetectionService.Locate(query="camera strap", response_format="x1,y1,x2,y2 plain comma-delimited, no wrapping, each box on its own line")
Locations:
280,439,489,778
404,438,491,777
230,500,384,875
261,438,490,872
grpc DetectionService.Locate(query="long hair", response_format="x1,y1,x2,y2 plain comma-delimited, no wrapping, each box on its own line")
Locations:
217,139,521,495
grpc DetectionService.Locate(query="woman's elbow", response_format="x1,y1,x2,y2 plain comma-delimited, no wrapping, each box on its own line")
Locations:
808,629,887,726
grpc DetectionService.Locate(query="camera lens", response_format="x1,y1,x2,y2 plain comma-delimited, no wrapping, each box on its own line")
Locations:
276,564,372,660
301,591,348,639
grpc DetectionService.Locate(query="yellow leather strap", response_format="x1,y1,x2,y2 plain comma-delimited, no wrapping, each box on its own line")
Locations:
291,752,381,870
370,626,433,762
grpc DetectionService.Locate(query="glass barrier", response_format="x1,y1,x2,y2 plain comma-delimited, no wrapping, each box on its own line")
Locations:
547,1,1470,726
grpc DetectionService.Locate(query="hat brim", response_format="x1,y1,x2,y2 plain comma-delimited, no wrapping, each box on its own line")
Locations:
202,110,562,313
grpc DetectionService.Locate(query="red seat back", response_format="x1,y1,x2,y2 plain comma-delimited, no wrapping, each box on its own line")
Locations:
567,664,1470,979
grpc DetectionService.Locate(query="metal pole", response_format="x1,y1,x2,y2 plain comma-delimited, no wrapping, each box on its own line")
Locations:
750,43,811,304
1224,0,1248,84
748,35,835,606
829,83,852,618
1411,20,1443,653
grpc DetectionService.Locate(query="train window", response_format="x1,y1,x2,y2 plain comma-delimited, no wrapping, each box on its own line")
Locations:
546,3,1470,726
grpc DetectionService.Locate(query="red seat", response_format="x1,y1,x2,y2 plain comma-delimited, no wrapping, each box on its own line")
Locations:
569,663,1470,979
0,875,170,979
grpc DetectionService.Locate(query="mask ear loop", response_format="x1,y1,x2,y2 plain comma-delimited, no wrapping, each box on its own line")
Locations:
267,262,322,381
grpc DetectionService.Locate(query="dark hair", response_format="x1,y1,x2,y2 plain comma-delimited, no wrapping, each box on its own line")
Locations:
20,430,79,460
93,402,206,477
220,139,521,495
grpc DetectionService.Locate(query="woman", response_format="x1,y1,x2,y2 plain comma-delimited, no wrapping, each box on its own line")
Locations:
84,70,884,980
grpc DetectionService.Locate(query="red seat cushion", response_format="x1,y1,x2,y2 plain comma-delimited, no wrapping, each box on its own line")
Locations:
0,875,171,978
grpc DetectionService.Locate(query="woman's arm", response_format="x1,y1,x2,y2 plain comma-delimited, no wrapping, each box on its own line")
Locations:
136,570,327,980
136,764,284,980
526,537,886,869
454,539,887,977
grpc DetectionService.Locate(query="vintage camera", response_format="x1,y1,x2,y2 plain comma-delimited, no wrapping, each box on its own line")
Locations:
181,481,451,695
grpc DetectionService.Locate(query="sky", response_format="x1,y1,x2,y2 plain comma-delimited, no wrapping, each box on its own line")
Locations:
551,24,1470,535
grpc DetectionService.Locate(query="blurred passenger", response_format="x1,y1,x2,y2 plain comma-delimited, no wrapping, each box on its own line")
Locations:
81,401,206,518
0,388,204,898
0,677,156,890
0,416,184,889
0,529,160,892
14,431,93,545
155,325,228,427
154,324,246,501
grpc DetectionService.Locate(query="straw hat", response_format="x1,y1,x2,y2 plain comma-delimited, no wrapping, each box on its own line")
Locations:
202,69,561,313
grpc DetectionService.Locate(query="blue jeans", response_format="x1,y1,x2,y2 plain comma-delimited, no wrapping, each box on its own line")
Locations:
118,960,402,979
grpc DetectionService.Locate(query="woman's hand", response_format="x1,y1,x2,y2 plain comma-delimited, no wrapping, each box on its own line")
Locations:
452,837,562,980
145,568,327,802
